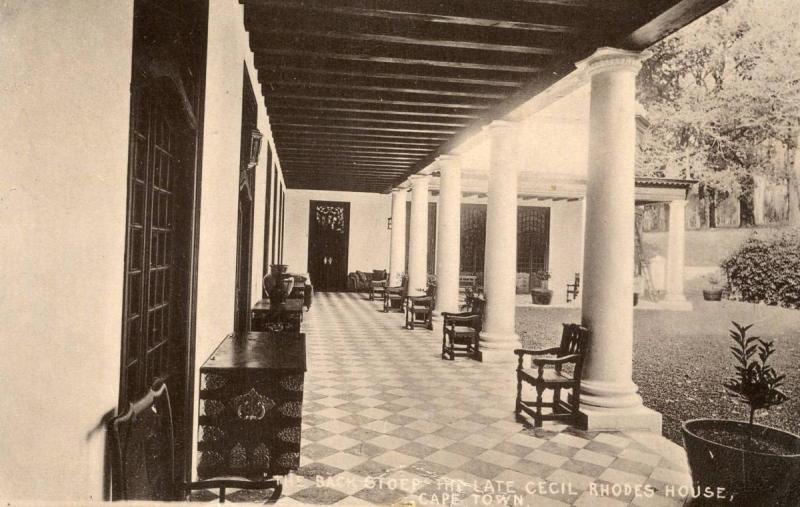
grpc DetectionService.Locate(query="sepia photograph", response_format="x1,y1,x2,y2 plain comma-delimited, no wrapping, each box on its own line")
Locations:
1,0,798,505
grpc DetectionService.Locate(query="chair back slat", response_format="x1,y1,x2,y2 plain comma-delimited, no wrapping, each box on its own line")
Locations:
559,323,589,357
109,383,176,501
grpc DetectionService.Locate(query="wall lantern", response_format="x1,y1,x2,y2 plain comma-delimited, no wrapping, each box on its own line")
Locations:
387,217,392,230
248,128,264,169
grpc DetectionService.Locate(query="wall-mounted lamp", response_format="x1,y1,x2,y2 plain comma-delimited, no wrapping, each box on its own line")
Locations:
387,217,392,230
248,128,264,169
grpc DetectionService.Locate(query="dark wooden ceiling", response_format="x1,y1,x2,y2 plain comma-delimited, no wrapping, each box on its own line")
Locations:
241,0,727,193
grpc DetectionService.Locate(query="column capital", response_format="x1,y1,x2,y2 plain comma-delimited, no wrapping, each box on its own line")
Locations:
436,154,461,171
576,47,642,77
482,119,517,134
669,199,688,208
391,187,408,195
408,174,430,182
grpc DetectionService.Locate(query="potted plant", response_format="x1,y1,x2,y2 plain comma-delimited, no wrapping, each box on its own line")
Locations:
703,273,724,301
530,270,553,305
681,322,800,506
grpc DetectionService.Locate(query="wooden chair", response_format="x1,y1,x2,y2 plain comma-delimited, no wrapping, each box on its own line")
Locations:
514,324,590,427
405,279,436,330
108,382,282,503
441,293,484,361
566,273,580,303
383,274,407,312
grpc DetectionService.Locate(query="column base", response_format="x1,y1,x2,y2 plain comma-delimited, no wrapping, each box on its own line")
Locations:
479,330,519,363
578,404,662,433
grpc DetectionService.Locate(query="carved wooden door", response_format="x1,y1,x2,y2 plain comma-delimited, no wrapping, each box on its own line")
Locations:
307,201,350,291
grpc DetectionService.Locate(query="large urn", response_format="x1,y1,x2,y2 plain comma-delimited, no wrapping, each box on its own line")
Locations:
263,264,295,306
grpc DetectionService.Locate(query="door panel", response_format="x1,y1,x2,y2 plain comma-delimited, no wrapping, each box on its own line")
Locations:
307,201,350,291
234,66,258,333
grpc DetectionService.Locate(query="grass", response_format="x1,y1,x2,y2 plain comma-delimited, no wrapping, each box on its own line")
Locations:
516,296,800,445
641,225,787,267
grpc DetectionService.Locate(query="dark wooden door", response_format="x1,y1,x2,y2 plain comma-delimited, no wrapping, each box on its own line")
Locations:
307,201,350,291
120,0,207,487
517,206,551,275
234,67,258,333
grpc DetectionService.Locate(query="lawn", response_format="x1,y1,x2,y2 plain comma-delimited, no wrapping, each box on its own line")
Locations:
516,297,800,445
641,225,784,267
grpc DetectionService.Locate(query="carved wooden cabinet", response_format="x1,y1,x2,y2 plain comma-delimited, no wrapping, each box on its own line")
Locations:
251,298,304,333
198,332,306,479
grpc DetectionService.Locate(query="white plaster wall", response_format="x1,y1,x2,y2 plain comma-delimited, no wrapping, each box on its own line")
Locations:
547,199,586,303
283,189,392,280
192,0,283,477
0,1,134,500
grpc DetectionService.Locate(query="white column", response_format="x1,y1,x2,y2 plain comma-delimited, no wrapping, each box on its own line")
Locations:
434,155,462,315
665,200,688,303
388,187,408,287
578,48,661,432
480,120,520,361
407,174,430,297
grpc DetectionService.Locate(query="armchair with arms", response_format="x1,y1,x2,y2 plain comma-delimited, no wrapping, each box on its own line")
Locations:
441,290,484,361
108,381,282,503
405,277,436,330
383,274,408,312
514,323,590,427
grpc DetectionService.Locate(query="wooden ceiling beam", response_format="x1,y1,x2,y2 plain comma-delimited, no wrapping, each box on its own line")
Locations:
255,48,541,74
272,129,446,143
280,152,423,163
256,64,524,88
266,104,479,120
280,155,415,166
277,142,432,154
249,28,559,56
623,0,729,48
278,144,431,155
269,114,467,129
264,92,489,111
242,0,591,34
272,134,440,148
262,80,506,100
271,122,458,135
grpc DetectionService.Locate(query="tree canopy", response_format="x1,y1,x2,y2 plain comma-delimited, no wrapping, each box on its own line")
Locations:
638,0,800,223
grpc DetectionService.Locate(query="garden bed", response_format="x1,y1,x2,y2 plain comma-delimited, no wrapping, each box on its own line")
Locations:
516,298,800,444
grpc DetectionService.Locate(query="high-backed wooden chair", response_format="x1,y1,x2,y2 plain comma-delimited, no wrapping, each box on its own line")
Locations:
405,279,436,330
383,274,408,312
566,273,580,303
108,382,282,503
514,324,590,427
441,293,484,361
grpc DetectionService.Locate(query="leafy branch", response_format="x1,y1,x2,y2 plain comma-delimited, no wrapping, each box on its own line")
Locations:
723,321,788,427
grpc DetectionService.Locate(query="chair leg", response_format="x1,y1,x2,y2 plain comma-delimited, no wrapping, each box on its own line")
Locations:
535,385,545,427
266,480,283,504
515,375,523,415
553,387,562,413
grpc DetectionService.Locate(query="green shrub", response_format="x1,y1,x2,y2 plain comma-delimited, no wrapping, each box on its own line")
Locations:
720,228,800,308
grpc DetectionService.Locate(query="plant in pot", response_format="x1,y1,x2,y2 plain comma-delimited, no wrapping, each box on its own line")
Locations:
681,322,799,506
530,270,553,305
703,273,724,301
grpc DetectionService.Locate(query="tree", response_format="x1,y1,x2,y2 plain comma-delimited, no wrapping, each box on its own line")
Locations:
638,0,800,226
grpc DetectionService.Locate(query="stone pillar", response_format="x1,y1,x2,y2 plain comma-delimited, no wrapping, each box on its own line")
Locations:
578,48,661,432
434,155,462,316
480,120,520,361
388,187,408,286
407,174,430,297
665,200,689,306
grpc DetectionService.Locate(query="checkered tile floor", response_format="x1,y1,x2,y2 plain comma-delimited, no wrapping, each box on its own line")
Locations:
218,292,692,506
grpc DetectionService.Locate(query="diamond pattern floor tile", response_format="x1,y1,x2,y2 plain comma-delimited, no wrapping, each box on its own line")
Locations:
195,293,693,505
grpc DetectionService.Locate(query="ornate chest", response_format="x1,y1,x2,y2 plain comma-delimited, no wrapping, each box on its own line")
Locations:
198,332,306,479
251,298,304,333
